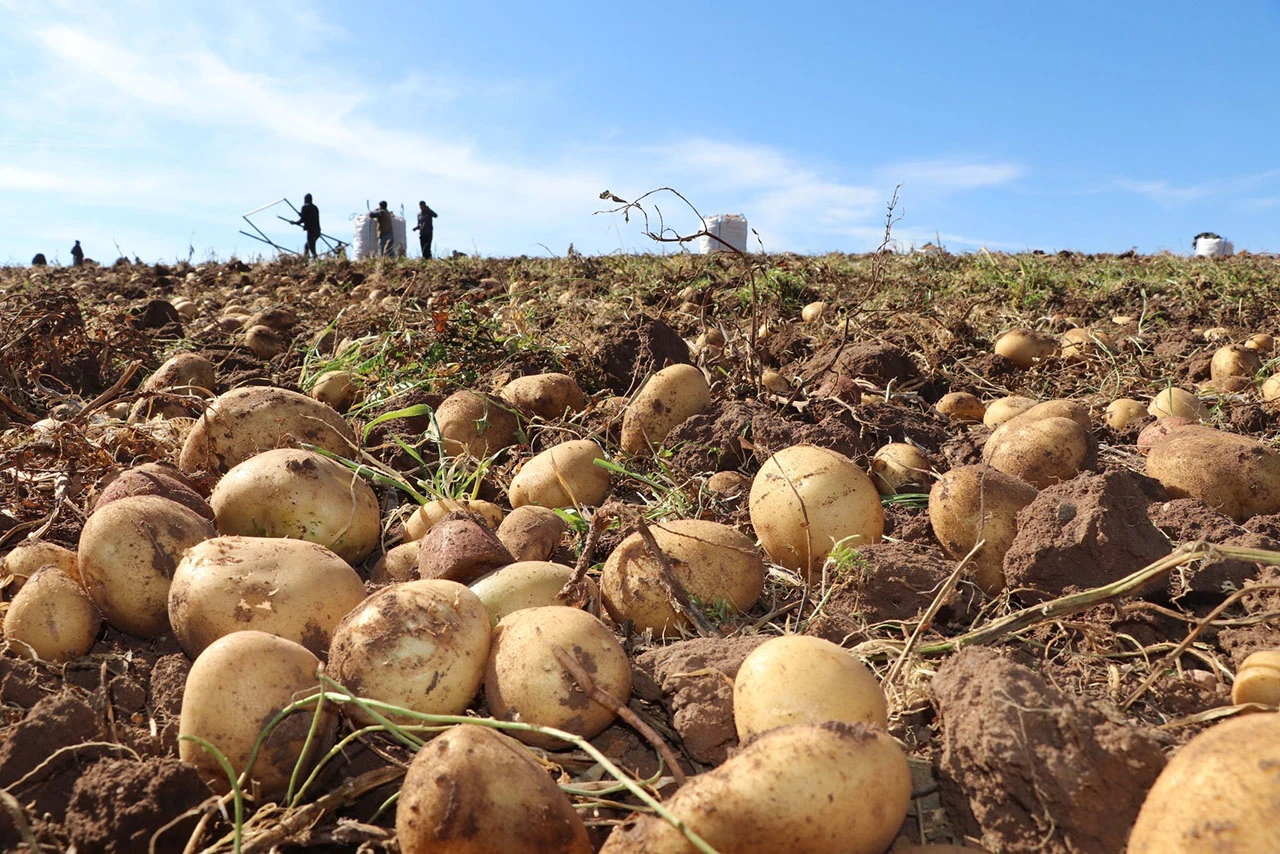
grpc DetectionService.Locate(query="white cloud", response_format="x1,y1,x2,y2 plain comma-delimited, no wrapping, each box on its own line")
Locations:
1115,179,1209,205
887,159,1024,191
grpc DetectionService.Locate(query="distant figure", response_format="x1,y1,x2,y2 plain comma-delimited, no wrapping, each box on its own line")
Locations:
31,253,46,266
70,240,84,267
369,201,395,257
293,194,321,259
413,201,438,259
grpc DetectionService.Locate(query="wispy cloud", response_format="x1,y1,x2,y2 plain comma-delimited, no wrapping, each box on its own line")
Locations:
1116,170,1280,207
886,159,1024,191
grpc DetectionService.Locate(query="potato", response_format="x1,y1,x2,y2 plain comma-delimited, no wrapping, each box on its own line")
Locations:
1231,649,1280,706
369,541,420,584
244,324,285,359
498,372,587,420
396,724,591,854
3,540,80,595
495,505,568,562
469,561,591,626
870,442,934,495
210,448,380,564
600,722,911,854
600,519,764,636
1148,386,1209,422
179,385,358,477
801,301,826,323
620,363,712,455
1127,712,1280,852
3,567,101,662
1245,333,1274,353
434,390,519,458
928,465,1038,594
982,395,1036,428
1262,374,1280,402
982,415,1096,489
749,445,884,577
328,579,491,726
1210,343,1262,382
935,391,986,422
484,606,631,749
179,630,334,796
309,370,361,412
417,515,515,584
404,498,505,542
705,470,750,497
141,351,216,397
999,398,1091,432
168,535,366,659
78,495,216,637
1145,425,1280,522
733,635,887,741
1104,398,1147,430
508,439,610,509
94,466,214,520
1061,327,1115,362
994,328,1057,368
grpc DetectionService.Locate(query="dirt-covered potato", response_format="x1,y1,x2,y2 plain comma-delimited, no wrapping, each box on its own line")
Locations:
1210,343,1262,382
404,498,505,542
870,442,935,495
507,439,610,509
498,372,587,420
1128,712,1280,852
620,363,712,455
705,470,751,496
434,390,520,458
309,369,361,412
484,605,631,749
935,391,986,422
1245,332,1275,353
1061,327,1115,362
749,445,883,577
94,466,214,520
928,465,1038,594
179,630,334,796
733,635,887,741
140,351,216,396
3,567,101,662
3,540,80,595
982,395,1036,428
600,722,911,854
469,561,591,626
495,505,568,562
1145,425,1280,522
179,385,358,477
982,415,1097,489
328,580,492,726
416,514,514,584
1231,649,1280,706
994,328,1057,369
369,541,420,584
1104,398,1147,430
168,535,366,659
1148,386,1209,421
210,448,379,564
396,724,592,854
78,495,216,637
600,519,764,636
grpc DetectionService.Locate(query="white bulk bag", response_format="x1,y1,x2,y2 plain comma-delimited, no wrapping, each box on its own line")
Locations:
698,214,750,254
1193,234,1233,258
353,213,408,259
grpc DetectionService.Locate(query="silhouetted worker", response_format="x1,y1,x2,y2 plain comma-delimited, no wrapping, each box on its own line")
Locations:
369,201,394,257
70,240,84,267
31,253,46,266
293,194,321,259
413,201,438,259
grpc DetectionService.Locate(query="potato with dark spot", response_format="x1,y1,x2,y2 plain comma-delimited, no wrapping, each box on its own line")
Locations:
620,363,711,454
4,566,101,662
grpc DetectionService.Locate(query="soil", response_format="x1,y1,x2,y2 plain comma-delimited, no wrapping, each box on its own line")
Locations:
2,252,1279,852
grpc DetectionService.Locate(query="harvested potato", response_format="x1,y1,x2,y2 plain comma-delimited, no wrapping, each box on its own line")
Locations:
1136,416,1193,453
870,442,934,495
801,301,826,323
244,324,284,359
1005,398,1091,432
1231,649,1280,706
179,385,358,477
1128,712,1280,852
982,395,1036,428
1210,343,1262,382
1061,327,1115,362
369,541,420,584
417,514,515,584
328,580,491,726
1145,425,1280,522
600,722,911,854
484,606,631,749
141,351,216,396
404,498,505,542
1148,386,1209,421
309,370,360,412
179,630,334,796
3,567,101,662
508,439,610,509
928,465,1038,594
705,470,750,496
168,535,366,659
78,495,216,637
1104,398,1147,430
469,561,590,626
396,724,591,854
434,390,520,458
95,466,214,520
1262,374,1280,402
994,328,1057,368
620,363,712,454
3,540,80,595
733,635,887,741
495,505,568,562
935,391,986,422
982,415,1097,489
600,519,764,636
210,448,380,564
749,445,883,577
1245,333,1274,353
498,372,587,420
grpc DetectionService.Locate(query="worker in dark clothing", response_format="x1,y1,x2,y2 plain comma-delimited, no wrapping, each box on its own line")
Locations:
413,201,438,259
70,240,84,267
293,194,321,259
31,253,47,266
369,201,395,257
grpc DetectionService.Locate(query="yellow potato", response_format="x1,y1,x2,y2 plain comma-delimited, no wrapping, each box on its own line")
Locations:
3,540,80,595
469,561,588,626
1231,649,1280,706
935,391,986,422
498,372,587,420
309,370,361,412
494,505,569,562
620,363,712,454
140,351,215,396
3,567,101,662
368,541,420,584
982,415,1096,489
994,328,1057,368
434,390,520,458
1209,343,1262,382
1145,425,1280,522
507,439,610,509
870,442,935,495
1061,327,1115,362
928,465,1038,594
404,498,504,542
982,395,1037,428
1148,386,1209,421
1104,398,1147,430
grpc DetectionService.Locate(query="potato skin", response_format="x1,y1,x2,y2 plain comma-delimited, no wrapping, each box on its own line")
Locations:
600,519,764,637
396,724,592,854
168,535,367,659
499,372,587,420
928,465,1038,594
620,363,712,455
1145,425,1280,522
495,505,568,562
1127,712,1280,852
3,567,101,662
469,561,586,626
994,328,1057,369
434,390,519,458
982,415,1096,489
1231,649,1280,706
600,721,911,854
508,439,610,509
3,540,80,594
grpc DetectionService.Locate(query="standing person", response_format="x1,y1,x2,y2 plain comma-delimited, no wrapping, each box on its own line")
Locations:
413,201,438,259
70,240,84,267
293,194,321,259
368,201,395,257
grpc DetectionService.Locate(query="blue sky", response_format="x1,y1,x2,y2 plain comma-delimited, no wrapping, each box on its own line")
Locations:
2,1,1277,264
